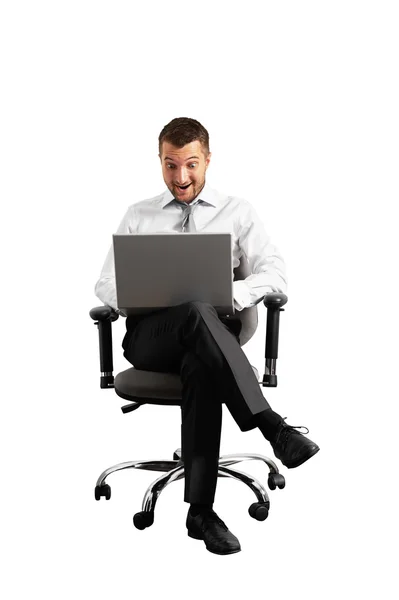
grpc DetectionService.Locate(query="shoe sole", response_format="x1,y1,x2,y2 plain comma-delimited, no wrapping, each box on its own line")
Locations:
187,530,241,555
284,445,320,469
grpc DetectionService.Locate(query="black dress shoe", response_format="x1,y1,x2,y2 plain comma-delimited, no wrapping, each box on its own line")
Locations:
271,419,320,469
186,508,241,555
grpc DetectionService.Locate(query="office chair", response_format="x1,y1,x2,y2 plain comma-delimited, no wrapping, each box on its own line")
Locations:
90,257,288,530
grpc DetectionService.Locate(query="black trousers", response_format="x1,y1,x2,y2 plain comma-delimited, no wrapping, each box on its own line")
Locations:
122,301,271,505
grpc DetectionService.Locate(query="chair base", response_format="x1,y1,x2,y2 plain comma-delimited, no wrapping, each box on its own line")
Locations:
94,449,286,528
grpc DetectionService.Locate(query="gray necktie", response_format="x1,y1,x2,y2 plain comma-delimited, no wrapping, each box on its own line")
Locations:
176,198,202,232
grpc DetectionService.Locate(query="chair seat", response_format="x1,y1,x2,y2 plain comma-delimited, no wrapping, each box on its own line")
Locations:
114,365,260,406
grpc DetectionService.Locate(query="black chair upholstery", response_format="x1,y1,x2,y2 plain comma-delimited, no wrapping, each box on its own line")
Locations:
90,256,288,529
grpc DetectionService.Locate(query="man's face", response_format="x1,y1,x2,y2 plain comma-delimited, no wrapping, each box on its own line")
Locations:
159,140,211,203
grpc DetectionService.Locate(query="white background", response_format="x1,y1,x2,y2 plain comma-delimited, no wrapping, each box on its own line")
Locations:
1,1,398,598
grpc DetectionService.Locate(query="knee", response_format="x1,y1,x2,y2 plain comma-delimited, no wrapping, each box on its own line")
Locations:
178,301,219,344
186,301,217,318
182,301,217,334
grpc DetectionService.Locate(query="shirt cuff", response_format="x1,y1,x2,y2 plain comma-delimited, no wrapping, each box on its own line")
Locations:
233,280,253,311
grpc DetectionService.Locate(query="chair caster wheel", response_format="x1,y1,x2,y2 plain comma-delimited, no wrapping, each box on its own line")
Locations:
248,502,269,521
95,484,111,500
268,473,285,490
133,511,154,530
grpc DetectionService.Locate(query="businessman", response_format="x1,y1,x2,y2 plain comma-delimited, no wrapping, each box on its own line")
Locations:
95,117,319,555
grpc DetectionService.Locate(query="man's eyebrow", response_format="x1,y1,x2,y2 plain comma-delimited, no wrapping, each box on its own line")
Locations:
164,155,200,162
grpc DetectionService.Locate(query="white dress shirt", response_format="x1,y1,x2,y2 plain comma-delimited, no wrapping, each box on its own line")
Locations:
94,182,288,312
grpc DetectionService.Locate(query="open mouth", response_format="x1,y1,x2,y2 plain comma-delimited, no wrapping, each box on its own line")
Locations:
177,184,191,190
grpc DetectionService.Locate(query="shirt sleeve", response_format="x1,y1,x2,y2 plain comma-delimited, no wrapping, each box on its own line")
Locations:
94,206,136,309
233,201,288,310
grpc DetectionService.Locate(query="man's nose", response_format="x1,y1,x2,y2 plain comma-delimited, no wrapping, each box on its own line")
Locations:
176,167,189,183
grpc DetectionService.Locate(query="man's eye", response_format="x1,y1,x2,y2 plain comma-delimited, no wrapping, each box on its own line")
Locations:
166,163,197,169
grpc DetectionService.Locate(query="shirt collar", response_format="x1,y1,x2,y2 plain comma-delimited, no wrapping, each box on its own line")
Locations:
161,181,219,209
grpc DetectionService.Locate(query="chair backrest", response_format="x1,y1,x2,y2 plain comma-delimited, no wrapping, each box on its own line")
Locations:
233,256,258,346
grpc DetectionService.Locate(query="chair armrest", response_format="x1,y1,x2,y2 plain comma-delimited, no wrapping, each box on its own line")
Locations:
263,292,288,309
89,305,119,388
262,293,288,387
90,306,120,322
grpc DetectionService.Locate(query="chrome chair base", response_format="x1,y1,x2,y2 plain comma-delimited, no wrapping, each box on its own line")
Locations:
94,449,286,526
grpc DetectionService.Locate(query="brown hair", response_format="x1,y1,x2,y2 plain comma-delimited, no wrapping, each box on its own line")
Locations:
158,117,210,158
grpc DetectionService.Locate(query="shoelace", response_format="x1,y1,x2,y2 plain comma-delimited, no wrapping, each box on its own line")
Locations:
282,417,309,434
276,417,310,448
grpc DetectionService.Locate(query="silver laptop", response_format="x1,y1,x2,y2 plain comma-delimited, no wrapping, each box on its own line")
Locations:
113,232,235,317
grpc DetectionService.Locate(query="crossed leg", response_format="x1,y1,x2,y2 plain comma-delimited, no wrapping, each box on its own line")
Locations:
123,301,273,504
